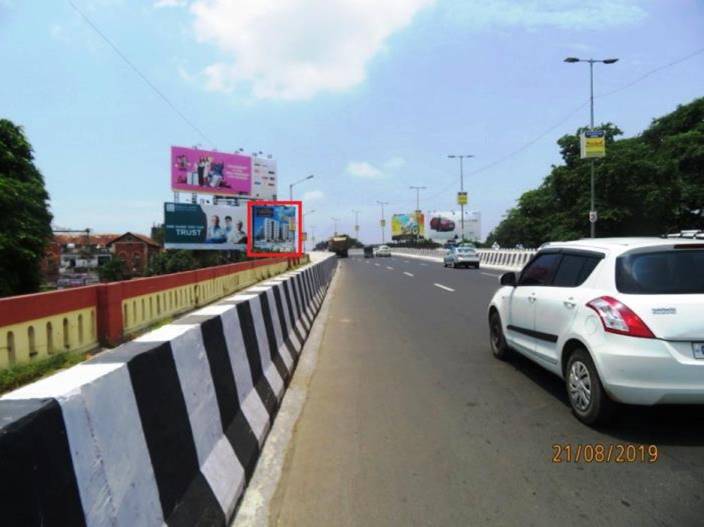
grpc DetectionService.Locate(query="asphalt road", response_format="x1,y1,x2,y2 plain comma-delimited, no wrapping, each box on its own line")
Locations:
268,254,704,527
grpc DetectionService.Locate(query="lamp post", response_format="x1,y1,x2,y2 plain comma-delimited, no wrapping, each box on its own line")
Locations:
289,174,314,200
409,186,426,242
564,56,619,238
352,210,361,241
447,155,474,241
376,201,389,244
303,209,315,251
331,217,339,236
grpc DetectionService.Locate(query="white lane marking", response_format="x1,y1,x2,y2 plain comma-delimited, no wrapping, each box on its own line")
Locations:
386,266,394,270
403,272,414,277
403,260,410,263
374,263,380,266
433,283,455,292
420,263,428,266
481,272,500,278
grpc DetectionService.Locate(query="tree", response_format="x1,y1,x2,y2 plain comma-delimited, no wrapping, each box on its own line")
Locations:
98,258,127,282
0,120,53,297
486,97,704,247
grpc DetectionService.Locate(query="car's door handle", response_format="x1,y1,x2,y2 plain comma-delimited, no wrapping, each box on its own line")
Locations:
564,299,576,309
528,295,537,304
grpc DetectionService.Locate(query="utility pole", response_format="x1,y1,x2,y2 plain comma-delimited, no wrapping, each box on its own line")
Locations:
352,210,360,242
564,56,619,237
409,186,426,243
331,217,339,236
376,201,389,244
289,174,314,200
448,155,474,241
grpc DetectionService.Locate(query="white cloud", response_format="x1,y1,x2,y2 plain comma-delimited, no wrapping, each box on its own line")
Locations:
346,161,385,179
189,0,436,100
302,190,325,202
448,0,646,31
154,0,187,7
384,156,405,170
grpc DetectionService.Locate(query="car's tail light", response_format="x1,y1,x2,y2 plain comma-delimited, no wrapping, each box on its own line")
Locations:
586,296,655,339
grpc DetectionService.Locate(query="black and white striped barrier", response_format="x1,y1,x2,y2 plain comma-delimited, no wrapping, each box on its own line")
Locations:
0,256,336,527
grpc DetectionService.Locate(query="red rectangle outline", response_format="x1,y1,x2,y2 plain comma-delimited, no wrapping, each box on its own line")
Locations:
246,201,303,258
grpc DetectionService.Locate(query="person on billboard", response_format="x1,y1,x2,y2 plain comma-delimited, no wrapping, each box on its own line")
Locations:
229,219,247,244
206,214,226,243
210,162,224,188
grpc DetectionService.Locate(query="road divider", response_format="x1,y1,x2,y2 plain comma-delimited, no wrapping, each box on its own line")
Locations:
390,248,536,272
0,254,337,527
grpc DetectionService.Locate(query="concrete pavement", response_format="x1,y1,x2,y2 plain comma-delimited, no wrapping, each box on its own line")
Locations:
263,255,704,526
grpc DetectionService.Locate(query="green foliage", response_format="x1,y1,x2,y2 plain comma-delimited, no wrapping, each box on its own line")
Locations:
487,98,704,247
0,119,53,297
0,351,87,395
98,257,127,282
146,250,198,276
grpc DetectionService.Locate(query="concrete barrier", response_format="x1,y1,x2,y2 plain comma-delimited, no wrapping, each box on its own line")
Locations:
0,254,336,527
390,247,537,272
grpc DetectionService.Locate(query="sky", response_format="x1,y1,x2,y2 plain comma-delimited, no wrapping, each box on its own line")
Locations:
1,0,703,243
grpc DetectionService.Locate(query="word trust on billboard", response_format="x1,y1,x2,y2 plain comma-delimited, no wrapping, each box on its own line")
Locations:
171,146,252,196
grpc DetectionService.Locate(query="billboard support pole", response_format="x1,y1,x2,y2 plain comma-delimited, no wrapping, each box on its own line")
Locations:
377,201,388,244
409,186,426,243
448,154,474,243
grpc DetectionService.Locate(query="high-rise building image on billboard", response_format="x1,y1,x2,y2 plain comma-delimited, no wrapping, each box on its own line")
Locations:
248,202,301,256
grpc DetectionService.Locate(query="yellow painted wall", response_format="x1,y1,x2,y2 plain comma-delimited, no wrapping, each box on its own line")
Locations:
0,307,98,370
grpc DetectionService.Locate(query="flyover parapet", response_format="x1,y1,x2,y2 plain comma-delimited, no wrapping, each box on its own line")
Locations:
0,256,308,370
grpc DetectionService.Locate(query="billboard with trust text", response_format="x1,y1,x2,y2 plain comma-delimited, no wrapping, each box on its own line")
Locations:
164,202,248,251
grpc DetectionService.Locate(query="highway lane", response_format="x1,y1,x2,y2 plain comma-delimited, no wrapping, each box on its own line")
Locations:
269,254,704,526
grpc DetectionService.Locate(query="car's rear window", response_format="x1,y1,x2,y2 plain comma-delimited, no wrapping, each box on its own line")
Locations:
457,248,475,254
616,250,704,294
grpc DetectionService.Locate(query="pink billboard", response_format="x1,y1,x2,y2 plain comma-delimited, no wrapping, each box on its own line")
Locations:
171,146,252,196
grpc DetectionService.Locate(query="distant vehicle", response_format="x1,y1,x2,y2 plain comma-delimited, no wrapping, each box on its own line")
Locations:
488,237,704,426
443,246,480,268
375,245,391,257
363,246,374,258
329,235,353,257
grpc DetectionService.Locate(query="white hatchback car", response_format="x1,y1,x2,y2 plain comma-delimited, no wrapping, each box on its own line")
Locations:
375,245,391,257
488,238,704,425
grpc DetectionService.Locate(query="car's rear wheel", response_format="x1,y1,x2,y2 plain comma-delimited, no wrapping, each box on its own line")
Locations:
489,311,511,360
565,348,614,426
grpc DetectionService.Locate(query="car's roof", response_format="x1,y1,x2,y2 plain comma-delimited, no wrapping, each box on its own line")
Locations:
540,237,704,255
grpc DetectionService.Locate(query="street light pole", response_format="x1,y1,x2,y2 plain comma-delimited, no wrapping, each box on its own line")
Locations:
376,201,388,244
331,217,339,236
564,56,618,238
352,210,360,241
303,209,315,251
289,174,314,200
409,186,426,242
448,154,474,241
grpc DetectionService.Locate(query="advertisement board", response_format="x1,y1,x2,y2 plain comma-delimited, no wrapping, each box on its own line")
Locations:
580,130,606,159
247,201,302,257
171,146,252,196
391,213,425,241
163,202,248,250
251,157,278,200
427,210,481,243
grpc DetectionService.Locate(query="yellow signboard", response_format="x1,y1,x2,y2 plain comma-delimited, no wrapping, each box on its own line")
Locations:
580,130,606,159
380,219,386,227
457,192,468,205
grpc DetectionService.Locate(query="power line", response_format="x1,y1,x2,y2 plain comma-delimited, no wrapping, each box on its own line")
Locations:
384,46,704,209
67,0,215,147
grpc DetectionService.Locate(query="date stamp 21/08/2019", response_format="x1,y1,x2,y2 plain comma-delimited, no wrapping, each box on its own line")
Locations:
552,443,659,464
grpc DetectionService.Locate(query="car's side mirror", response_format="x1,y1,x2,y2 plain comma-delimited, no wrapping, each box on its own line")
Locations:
500,272,517,287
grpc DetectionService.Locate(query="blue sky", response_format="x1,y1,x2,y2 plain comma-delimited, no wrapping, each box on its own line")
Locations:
1,0,703,243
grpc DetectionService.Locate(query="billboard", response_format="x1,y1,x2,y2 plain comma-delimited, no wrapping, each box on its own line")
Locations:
171,146,252,196
247,201,302,257
427,210,481,243
391,213,425,241
251,157,278,200
163,202,248,250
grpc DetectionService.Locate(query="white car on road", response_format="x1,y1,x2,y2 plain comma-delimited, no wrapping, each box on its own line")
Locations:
488,238,704,425
375,245,391,257
443,246,480,269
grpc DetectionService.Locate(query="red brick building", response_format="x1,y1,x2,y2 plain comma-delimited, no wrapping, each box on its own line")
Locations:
106,233,161,276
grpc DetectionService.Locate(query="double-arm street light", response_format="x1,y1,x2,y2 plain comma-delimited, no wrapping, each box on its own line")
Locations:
289,174,314,200
564,56,619,237
376,201,389,244
447,154,474,241
352,210,361,240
